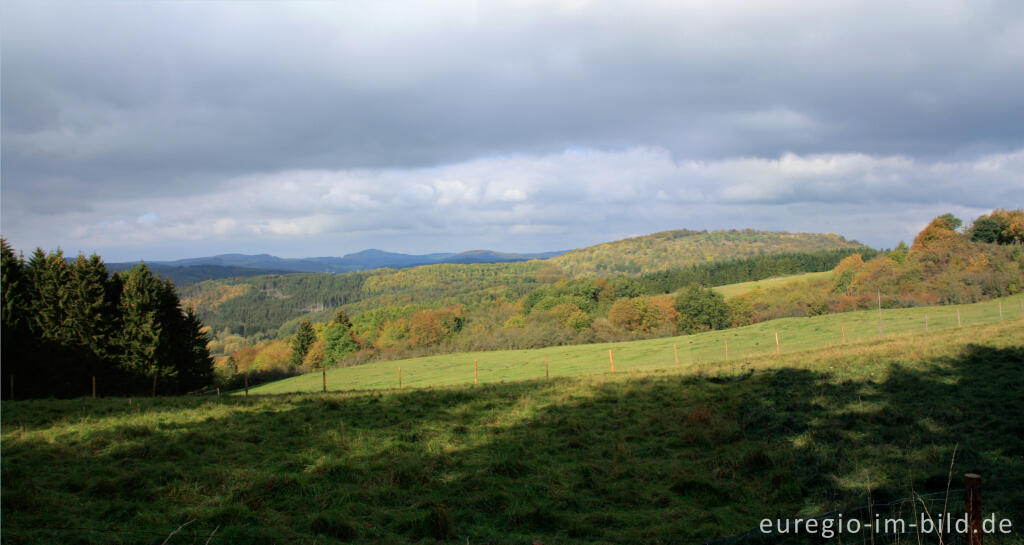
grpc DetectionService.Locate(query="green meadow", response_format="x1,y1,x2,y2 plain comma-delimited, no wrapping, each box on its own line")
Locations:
711,270,831,298
250,294,1024,394
3,318,1023,544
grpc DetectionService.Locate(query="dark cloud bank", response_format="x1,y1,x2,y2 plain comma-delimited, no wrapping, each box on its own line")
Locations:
2,1,1022,260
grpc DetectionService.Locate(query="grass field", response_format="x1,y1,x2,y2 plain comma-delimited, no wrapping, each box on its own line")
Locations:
3,318,1023,544
250,294,1024,394
711,270,830,298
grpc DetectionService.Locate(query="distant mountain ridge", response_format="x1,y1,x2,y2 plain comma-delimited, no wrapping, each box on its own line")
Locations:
109,248,566,285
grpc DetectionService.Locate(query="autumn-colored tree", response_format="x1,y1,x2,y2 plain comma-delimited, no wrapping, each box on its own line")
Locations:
912,213,962,248
409,306,467,347
302,339,327,369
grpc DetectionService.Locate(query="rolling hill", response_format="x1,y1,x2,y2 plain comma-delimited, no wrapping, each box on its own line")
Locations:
549,229,867,277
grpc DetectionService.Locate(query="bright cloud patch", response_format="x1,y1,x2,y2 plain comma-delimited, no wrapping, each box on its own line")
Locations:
7,147,1021,259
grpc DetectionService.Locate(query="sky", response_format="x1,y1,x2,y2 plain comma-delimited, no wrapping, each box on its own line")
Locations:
2,0,1023,262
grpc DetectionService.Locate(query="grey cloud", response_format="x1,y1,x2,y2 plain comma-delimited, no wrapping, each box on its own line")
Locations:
2,1,1023,259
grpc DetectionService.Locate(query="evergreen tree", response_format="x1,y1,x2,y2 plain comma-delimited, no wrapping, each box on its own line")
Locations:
175,308,215,392
118,264,166,392
66,254,120,383
1,240,30,399
324,309,358,366
290,319,316,367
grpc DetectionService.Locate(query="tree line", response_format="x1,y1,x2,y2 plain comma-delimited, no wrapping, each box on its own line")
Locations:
1,240,214,399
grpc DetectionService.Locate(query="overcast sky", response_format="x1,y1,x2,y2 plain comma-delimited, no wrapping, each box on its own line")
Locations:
3,0,1023,261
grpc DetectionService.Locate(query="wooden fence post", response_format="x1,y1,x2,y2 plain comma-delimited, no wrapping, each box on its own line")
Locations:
92,376,96,399
965,473,982,545
216,388,220,396
545,355,549,380
674,344,679,367
877,289,882,338
322,366,327,393
775,331,780,355
609,349,615,372
474,358,478,384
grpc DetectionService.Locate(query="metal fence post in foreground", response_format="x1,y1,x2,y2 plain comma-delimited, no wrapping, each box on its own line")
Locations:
965,473,982,545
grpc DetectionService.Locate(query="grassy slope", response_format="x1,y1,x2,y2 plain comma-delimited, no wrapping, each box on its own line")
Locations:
549,229,865,277
251,294,1024,394
3,320,1022,544
712,270,831,299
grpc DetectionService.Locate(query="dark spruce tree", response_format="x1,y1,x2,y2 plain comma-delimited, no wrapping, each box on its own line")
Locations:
290,319,316,367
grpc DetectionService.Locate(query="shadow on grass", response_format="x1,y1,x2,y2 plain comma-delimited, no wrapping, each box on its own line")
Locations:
2,344,1023,544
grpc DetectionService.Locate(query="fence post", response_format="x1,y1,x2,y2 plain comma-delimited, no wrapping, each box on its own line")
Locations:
322,366,326,393
725,339,729,362
92,376,96,399
545,355,549,380
216,388,220,396
474,358,478,384
399,366,402,389
609,349,615,372
965,473,982,545
877,289,882,338
674,344,679,367
775,331,780,355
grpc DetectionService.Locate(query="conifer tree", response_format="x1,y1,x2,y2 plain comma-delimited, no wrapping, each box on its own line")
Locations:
290,319,316,367
1,240,30,398
118,264,165,392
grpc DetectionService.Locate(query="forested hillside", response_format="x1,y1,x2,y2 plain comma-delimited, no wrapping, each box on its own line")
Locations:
199,212,1023,392
549,229,866,276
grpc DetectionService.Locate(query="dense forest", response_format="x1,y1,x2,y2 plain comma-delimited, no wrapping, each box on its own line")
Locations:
1,240,214,399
